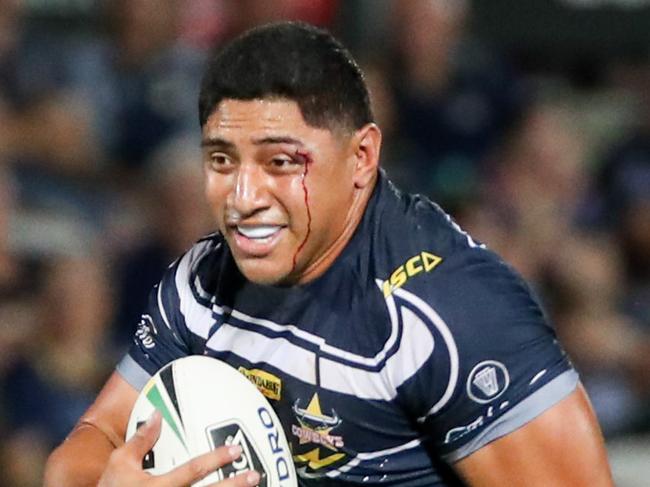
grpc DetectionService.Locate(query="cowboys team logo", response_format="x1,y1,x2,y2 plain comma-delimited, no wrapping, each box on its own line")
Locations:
467,360,510,404
286,278,461,478
291,393,346,472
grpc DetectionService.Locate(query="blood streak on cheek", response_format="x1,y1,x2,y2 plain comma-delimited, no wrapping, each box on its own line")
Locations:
291,150,313,274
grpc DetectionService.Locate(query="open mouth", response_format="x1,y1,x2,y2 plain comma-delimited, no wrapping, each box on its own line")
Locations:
230,224,286,256
236,225,283,241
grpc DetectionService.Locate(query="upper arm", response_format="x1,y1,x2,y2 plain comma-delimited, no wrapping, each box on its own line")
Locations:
390,219,612,484
455,384,614,486
404,247,578,460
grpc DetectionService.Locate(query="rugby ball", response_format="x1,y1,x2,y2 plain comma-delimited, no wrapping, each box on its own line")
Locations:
125,356,297,487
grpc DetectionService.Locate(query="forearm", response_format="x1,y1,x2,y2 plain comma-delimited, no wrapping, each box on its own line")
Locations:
44,423,117,487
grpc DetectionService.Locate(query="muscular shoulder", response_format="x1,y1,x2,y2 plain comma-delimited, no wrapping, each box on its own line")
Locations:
374,186,491,301
371,186,575,461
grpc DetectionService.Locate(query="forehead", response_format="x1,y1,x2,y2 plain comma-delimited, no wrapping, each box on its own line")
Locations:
203,99,310,137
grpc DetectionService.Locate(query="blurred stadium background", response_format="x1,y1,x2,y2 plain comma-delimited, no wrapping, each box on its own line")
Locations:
0,0,649,485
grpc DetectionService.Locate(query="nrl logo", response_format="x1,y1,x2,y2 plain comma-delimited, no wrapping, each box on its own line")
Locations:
207,421,268,485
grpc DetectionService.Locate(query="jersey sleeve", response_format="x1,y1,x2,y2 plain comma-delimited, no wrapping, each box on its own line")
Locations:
396,245,577,463
116,239,216,391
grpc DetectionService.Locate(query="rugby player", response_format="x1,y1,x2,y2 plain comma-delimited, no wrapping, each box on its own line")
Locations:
45,22,614,486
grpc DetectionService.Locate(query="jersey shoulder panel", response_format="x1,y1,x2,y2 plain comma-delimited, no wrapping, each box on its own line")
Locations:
371,184,482,300
371,183,576,461
117,233,226,389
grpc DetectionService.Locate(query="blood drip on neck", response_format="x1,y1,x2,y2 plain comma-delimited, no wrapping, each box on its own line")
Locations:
291,150,313,275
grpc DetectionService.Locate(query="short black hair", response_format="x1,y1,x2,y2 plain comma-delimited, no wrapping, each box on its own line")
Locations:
198,22,374,132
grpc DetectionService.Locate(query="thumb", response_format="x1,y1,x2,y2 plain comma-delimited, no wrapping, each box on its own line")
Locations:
124,410,162,459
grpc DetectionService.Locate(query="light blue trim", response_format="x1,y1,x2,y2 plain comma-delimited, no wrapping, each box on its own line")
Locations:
116,354,152,391
444,369,580,463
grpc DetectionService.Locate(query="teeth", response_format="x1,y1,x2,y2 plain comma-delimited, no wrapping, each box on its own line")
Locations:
237,225,281,239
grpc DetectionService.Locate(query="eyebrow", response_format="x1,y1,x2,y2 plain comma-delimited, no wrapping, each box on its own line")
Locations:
201,136,234,149
201,135,304,148
251,136,304,146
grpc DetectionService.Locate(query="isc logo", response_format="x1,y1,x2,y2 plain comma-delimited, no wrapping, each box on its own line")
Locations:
382,251,443,297
207,422,268,486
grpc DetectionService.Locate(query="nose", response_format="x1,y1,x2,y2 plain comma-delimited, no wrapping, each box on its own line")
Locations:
228,162,270,219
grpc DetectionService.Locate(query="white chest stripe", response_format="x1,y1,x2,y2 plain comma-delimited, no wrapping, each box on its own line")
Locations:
187,273,402,368
174,243,457,407
210,302,401,368
202,292,437,401
206,324,317,385
319,306,433,399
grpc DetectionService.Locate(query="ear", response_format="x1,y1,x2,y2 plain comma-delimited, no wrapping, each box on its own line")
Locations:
350,123,382,189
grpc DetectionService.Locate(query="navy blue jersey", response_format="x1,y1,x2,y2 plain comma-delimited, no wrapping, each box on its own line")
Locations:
118,172,577,486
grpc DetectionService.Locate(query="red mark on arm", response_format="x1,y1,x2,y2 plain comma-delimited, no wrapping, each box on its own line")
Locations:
291,150,313,275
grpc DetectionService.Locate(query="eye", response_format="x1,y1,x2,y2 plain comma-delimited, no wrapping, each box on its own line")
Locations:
207,152,234,172
271,156,294,167
267,154,304,174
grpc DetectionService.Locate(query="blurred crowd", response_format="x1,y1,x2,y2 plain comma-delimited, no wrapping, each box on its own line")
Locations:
0,1,649,485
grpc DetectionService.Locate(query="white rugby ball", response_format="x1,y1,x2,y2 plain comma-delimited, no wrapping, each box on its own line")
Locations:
126,356,297,487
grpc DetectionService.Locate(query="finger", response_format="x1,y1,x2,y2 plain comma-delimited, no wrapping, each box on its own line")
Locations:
123,410,162,459
204,470,261,487
160,445,246,487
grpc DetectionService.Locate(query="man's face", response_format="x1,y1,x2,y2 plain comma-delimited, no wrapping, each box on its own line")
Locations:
202,99,363,285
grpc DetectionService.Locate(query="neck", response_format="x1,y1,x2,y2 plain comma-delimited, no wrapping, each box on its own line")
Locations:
295,174,378,284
